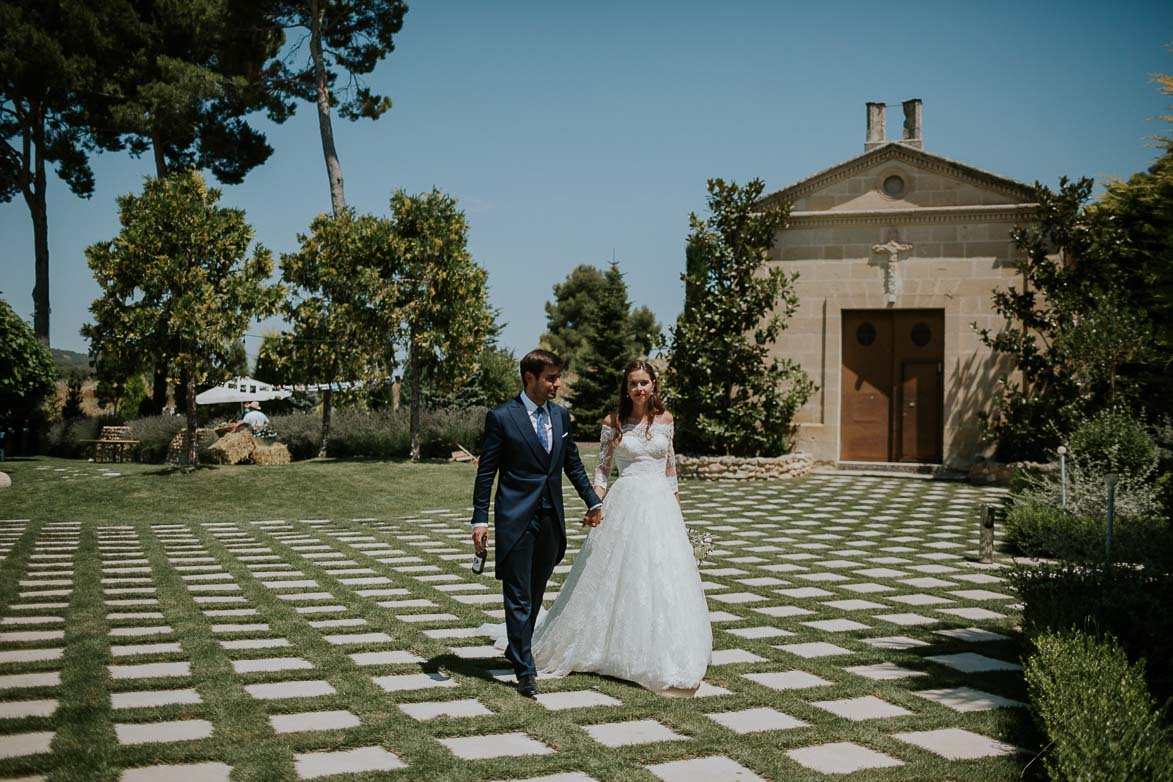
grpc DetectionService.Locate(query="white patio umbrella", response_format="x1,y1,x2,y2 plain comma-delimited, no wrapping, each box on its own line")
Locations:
194,376,292,405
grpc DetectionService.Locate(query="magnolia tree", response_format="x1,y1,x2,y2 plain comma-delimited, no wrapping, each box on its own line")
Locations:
665,178,815,456
83,172,279,464
268,209,399,458
389,189,493,461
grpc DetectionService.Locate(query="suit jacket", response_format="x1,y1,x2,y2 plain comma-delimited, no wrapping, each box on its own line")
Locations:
471,395,601,574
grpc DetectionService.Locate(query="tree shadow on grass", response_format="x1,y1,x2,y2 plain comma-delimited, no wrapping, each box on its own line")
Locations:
141,464,220,477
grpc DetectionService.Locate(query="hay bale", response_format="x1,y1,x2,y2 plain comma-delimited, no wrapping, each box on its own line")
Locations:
251,442,291,465
205,430,257,465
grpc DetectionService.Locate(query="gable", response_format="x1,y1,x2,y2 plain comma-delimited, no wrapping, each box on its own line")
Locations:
759,143,1036,214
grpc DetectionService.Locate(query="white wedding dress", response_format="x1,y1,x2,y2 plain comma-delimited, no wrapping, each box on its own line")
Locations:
530,420,712,692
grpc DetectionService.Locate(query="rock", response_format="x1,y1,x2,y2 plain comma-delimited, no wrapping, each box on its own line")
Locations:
0,472,10,489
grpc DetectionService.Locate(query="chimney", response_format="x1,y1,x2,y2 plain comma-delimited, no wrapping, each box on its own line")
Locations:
865,102,886,151
901,99,923,149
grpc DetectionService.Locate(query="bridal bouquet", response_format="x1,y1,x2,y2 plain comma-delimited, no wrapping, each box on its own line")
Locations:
687,527,714,562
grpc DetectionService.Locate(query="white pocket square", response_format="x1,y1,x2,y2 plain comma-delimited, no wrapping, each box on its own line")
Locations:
561,432,569,438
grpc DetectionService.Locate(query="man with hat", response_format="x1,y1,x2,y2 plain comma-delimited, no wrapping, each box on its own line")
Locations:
242,401,269,429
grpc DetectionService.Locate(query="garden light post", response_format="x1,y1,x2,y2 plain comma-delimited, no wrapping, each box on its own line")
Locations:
1105,473,1118,569
979,504,996,564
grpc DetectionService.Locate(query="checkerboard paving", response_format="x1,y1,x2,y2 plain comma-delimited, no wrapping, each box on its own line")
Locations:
0,475,1038,781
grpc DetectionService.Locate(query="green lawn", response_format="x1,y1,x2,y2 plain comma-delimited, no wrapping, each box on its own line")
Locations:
0,458,1039,781
0,455,497,524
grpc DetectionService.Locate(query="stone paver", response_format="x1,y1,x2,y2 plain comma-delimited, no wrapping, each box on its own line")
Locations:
0,731,55,759
399,698,493,720
583,719,687,747
120,763,232,782
894,728,1020,759
115,719,214,745
914,686,1026,712
536,690,623,710
787,741,904,774
439,732,554,760
645,755,767,782
294,747,405,778
811,695,913,721
270,710,361,733
705,707,807,733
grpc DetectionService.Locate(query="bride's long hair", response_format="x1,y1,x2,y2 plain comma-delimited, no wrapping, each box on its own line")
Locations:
611,358,665,444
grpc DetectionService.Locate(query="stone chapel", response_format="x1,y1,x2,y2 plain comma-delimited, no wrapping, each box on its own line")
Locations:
760,100,1035,469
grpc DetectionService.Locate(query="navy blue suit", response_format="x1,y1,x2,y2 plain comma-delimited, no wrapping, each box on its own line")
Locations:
472,395,601,677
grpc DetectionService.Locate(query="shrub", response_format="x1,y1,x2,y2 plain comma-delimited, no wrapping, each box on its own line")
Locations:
45,414,123,458
127,415,186,464
268,406,487,461
1069,409,1158,480
1004,495,1171,566
1011,563,1173,704
1024,629,1173,782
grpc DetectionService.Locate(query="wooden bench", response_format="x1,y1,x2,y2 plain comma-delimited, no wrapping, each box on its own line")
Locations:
81,426,141,463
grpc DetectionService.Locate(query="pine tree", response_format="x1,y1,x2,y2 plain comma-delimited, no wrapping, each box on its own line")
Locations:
570,263,634,426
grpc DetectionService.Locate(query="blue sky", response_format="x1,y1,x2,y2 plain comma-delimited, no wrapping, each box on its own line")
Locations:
2,0,1171,362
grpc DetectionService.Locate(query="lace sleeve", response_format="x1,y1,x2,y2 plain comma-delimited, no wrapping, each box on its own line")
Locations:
665,423,679,493
593,425,615,489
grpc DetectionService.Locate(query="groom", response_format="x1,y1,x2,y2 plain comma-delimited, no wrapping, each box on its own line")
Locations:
471,349,602,697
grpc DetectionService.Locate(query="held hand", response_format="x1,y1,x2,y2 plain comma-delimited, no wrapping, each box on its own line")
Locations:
472,527,488,555
583,507,602,528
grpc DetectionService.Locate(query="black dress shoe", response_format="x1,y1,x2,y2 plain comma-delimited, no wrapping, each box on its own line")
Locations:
517,674,538,698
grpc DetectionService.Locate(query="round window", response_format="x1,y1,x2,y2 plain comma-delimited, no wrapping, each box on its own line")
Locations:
882,175,905,196
911,323,932,347
856,322,877,346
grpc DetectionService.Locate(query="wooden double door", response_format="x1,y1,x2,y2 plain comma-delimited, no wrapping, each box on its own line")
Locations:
841,309,944,463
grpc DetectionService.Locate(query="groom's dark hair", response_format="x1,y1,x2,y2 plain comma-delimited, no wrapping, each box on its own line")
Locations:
520,349,563,382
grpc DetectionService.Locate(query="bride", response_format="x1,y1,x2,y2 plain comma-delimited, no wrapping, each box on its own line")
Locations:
530,359,712,693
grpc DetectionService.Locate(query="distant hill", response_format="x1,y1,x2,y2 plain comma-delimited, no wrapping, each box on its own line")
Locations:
51,348,92,375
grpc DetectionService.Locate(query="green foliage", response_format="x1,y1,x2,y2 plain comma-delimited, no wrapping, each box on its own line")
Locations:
1023,629,1173,782
980,110,1173,458
541,263,662,372
127,414,186,464
569,263,639,425
1012,563,1173,703
45,413,123,459
665,178,815,456
263,1,408,122
390,189,494,460
82,172,279,464
60,370,86,422
270,407,486,461
1069,409,1158,479
117,373,149,421
1004,495,1170,566
0,296,55,420
106,0,292,182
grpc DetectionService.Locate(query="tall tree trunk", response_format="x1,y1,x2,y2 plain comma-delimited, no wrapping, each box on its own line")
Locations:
151,128,167,178
184,374,198,466
409,338,421,462
309,0,346,216
25,100,50,345
318,387,333,458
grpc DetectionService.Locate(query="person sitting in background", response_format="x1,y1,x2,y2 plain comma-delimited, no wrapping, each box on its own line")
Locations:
242,401,269,429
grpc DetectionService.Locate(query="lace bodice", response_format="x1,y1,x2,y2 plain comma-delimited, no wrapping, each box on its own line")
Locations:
594,421,678,493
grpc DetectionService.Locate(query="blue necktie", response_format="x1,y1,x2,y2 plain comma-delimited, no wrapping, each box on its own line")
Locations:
535,405,549,453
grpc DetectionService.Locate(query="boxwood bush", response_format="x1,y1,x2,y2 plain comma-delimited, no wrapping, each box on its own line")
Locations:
1024,629,1172,782
1011,563,1173,704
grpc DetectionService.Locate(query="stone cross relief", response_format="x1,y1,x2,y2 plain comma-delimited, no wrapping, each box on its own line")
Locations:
871,239,913,304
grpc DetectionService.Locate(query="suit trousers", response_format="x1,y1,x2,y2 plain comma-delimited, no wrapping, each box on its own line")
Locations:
500,508,561,678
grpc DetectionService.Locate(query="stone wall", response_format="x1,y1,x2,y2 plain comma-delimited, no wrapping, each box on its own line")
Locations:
676,453,815,481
